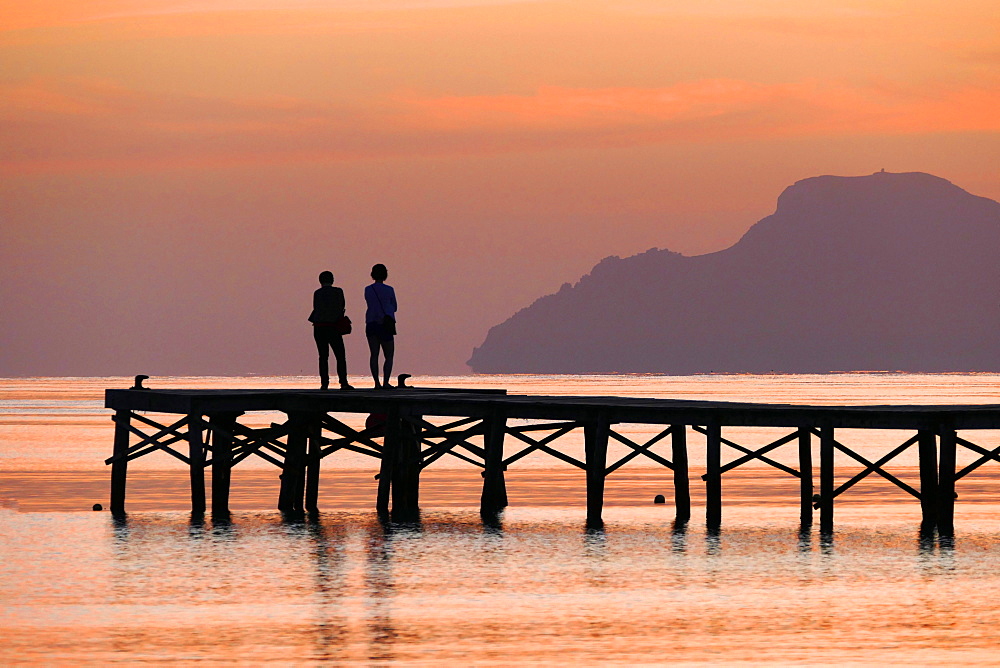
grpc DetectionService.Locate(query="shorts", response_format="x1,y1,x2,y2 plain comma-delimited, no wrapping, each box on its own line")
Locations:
366,321,393,342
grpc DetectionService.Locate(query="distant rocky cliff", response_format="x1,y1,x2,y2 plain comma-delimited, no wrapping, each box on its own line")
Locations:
468,172,1000,373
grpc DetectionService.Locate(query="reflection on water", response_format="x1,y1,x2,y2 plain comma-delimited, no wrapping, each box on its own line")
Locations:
4,506,1000,664
670,520,688,555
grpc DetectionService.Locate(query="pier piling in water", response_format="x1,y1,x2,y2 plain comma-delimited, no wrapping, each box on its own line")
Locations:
188,414,206,515
278,412,309,513
672,425,690,524
938,426,957,536
819,426,834,534
918,428,938,531
584,412,611,527
209,412,240,516
391,412,421,516
704,423,722,528
376,406,399,515
481,408,508,513
110,410,130,514
305,415,322,512
798,427,813,526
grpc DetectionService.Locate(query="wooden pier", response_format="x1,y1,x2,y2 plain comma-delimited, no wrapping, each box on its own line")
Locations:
105,386,1000,535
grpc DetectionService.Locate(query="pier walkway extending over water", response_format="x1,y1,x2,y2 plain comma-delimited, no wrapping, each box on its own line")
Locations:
105,385,1000,534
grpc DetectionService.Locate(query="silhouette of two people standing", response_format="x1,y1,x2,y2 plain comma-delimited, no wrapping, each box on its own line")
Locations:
309,264,397,390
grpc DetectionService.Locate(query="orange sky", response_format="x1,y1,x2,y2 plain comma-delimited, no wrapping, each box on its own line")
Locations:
2,0,998,375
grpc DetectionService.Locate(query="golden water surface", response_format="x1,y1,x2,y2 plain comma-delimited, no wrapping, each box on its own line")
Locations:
2,374,1000,664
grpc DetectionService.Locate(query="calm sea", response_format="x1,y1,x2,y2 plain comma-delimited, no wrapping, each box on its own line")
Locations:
3,374,1000,664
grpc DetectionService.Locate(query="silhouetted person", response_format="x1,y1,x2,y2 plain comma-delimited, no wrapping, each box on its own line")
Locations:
309,271,352,390
365,264,397,389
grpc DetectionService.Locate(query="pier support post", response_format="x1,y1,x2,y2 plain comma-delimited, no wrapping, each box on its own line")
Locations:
585,412,611,527
705,423,722,528
798,427,813,526
376,406,400,514
209,412,240,516
918,428,938,532
392,412,421,516
110,410,131,515
819,426,834,534
279,412,308,513
672,425,690,524
937,426,957,537
305,415,323,512
409,416,422,510
481,409,508,513
188,412,206,515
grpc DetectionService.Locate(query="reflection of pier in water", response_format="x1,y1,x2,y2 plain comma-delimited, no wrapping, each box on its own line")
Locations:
105,386,1000,535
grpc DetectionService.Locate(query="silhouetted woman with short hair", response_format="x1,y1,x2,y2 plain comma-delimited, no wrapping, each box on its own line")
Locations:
365,264,397,389
309,271,352,390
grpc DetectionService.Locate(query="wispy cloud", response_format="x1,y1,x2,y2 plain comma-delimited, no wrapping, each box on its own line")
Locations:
0,0,541,32
3,76,998,173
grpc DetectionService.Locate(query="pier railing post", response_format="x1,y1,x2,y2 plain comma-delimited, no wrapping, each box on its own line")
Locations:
481,408,508,513
918,428,938,532
798,427,813,526
377,405,400,514
937,425,957,537
819,426,834,534
585,412,611,527
110,410,131,515
672,425,690,524
209,412,240,516
305,414,323,512
188,412,206,515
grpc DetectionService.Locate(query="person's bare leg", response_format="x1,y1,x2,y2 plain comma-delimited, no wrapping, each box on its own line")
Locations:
367,334,382,388
381,339,394,388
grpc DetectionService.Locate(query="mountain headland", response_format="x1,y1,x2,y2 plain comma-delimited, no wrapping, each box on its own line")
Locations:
468,171,1000,374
